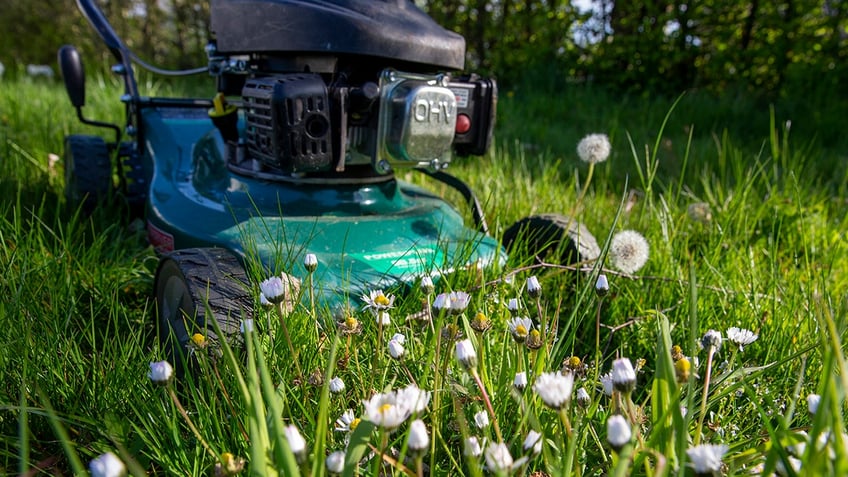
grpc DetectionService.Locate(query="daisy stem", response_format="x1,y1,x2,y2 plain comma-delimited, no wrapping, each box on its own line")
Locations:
276,302,303,379
559,408,578,476
307,273,317,339
535,296,547,358
471,368,502,443
167,386,217,459
694,345,717,446
594,297,604,384
415,456,424,477
429,327,443,469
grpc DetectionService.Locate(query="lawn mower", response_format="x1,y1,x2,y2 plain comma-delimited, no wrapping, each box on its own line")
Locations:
59,0,600,363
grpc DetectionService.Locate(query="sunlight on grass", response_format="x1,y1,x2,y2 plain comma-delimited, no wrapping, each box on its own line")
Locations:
1,77,846,476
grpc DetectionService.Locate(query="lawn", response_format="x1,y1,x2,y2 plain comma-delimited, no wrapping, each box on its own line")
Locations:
1,75,846,476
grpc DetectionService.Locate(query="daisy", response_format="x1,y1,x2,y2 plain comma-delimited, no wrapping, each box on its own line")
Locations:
325,451,345,475
807,393,821,415
473,410,490,429
260,275,288,304
397,384,431,414
335,409,359,433
595,274,609,297
362,390,410,430
89,452,126,477
523,430,543,455
328,376,345,394
433,291,471,315
284,425,307,462
407,419,429,454
303,253,318,273
507,316,533,343
525,275,541,298
513,371,528,391
464,436,484,457
686,444,728,476
388,338,405,360
484,442,514,472
533,371,575,409
606,414,631,451
726,327,758,351
361,289,395,312
576,387,591,408
611,358,637,393
455,339,478,369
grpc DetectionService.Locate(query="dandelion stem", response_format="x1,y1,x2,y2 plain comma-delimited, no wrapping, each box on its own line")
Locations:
470,368,503,443
167,387,217,459
562,161,596,243
694,345,717,445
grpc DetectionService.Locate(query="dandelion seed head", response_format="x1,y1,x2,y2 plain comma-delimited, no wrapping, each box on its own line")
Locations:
701,330,722,351
577,133,611,164
609,230,650,274
688,202,713,224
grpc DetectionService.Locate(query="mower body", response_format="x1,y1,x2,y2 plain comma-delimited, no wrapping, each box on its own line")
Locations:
64,0,503,311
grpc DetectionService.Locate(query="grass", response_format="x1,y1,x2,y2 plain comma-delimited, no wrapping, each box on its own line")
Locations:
1,74,847,476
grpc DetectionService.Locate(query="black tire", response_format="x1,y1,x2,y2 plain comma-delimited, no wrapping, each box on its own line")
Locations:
154,248,253,372
64,135,112,213
502,213,601,264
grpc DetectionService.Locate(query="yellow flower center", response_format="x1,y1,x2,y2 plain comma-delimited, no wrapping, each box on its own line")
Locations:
515,324,528,336
345,316,359,329
568,356,582,368
530,329,540,339
378,403,394,414
350,418,361,431
191,333,206,347
375,294,390,306
221,452,234,466
474,312,488,323
675,358,691,382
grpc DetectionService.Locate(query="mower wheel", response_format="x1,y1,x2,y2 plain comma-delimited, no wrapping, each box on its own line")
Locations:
154,248,253,372
64,135,112,213
503,213,601,265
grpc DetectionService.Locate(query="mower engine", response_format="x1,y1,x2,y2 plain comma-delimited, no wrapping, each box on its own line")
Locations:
207,0,497,179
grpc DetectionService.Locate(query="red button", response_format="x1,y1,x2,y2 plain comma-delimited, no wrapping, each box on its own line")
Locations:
456,114,471,134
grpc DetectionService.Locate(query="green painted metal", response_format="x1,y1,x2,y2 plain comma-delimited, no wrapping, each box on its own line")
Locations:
142,107,503,309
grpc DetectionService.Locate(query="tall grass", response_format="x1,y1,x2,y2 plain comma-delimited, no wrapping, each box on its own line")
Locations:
1,76,846,476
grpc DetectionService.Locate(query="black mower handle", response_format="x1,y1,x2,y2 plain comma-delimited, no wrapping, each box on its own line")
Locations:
76,0,127,63
58,45,86,108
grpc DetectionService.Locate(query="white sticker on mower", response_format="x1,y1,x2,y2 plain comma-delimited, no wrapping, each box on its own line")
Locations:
451,88,469,108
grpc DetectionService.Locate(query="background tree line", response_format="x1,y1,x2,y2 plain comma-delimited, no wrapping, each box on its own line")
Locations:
1,0,846,97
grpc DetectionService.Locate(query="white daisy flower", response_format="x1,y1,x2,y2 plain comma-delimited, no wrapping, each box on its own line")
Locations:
609,230,650,274
507,316,533,343
533,371,575,409
525,275,542,298
686,444,728,476
260,276,288,304
611,358,637,393
361,289,395,312
577,133,611,164
726,327,757,351
464,436,484,457
507,298,520,314
606,414,631,451
576,387,591,408
595,274,610,297
473,410,490,429
362,390,410,430
420,276,435,294
334,409,359,433
455,339,478,369
390,333,406,345
807,393,821,415
433,291,471,315
89,451,126,477
513,371,528,391
397,384,432,414
600,372,614,396
523,429,543,455
240,318,255,333
147,361,173,386
407,419,430,454
484,442,514,472
329,376,345,394
284,425,307,462
303,253,318,273
388,339,405,360
325,450,345,475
